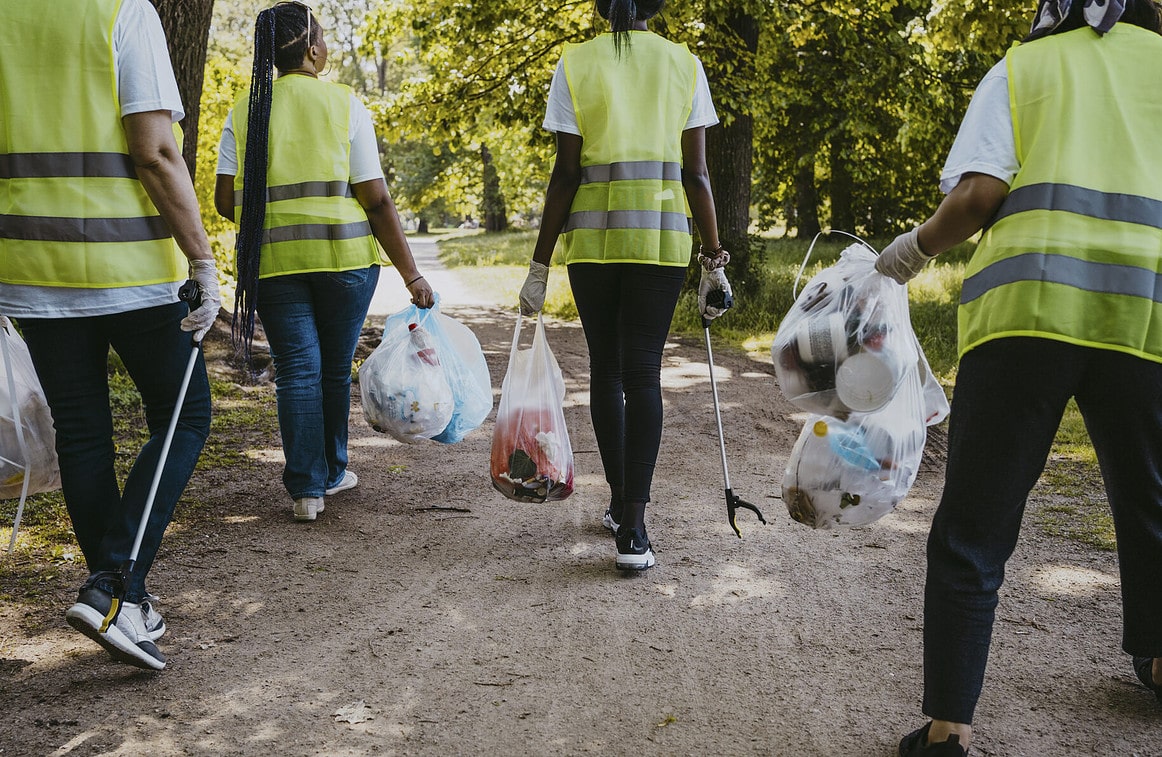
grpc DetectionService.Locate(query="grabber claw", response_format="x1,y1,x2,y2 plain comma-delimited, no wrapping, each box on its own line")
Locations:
725,488,766,539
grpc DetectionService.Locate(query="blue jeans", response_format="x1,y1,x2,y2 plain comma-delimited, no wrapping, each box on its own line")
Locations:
18,302,211,603
923,337,1162,724
257,266,380,499
567,263,686,513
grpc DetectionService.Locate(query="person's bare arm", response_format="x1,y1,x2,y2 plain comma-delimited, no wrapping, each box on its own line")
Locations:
122,110,212,262
351,178,434,308
917,172,1010,256
681,126,721,250
530,132,583,266
214,173,235,221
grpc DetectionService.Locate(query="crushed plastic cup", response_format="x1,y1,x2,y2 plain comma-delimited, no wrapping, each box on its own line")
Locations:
834,350,904,412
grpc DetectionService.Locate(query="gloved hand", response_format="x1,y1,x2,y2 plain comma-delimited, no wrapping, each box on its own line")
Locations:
519,260,549,316
180,259,222,342
698,267,734,322
875,227,935,284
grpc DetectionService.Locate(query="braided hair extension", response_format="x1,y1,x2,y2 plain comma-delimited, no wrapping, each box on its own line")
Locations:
596,0,665,57
232,2,317,360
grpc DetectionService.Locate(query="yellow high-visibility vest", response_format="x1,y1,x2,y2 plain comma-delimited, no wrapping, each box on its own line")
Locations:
232,76,384,278
561,32,697,266
959,24,1162,362
0,0,185,288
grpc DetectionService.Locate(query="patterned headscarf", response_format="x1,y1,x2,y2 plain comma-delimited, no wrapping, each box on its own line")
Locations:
1031,0,1127,35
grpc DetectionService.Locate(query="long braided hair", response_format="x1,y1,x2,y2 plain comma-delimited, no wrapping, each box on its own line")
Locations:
233,2,317,359
596,0,665,56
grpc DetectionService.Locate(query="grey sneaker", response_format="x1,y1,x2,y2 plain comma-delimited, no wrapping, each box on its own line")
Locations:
65,584,166,670
293,496,325,521
325,470,358,496
131,597,166,642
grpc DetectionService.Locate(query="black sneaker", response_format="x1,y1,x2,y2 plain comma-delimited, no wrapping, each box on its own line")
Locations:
615,525,655,571
1133,656,1162,702
898,723,966,757
65,578,166,671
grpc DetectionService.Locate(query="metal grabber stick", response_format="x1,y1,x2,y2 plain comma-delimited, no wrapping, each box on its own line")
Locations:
702,288,766,537
116,280,204,613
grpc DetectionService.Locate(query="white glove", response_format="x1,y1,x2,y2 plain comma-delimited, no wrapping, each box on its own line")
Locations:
180,259,222,342
698,267,734,321
875,227,935,284
519,260,549,316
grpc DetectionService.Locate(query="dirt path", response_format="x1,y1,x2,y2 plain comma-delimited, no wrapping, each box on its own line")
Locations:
1,257,1159,755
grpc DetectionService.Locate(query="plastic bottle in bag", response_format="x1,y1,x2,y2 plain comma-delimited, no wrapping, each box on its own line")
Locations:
409,323,439,367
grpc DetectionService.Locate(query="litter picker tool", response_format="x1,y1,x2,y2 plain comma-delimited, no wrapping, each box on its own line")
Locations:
702,288,766,537
116,280,205,611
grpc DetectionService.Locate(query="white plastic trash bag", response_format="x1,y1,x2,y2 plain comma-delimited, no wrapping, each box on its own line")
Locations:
490,314,574,502
0,316,60,502
772,243,918,417
780,261,950,530
359,305,454,444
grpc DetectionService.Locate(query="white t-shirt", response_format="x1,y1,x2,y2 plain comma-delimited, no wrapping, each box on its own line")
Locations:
542,55,719,135
0,0,185,319
215,91,384,183
939,59,1019,194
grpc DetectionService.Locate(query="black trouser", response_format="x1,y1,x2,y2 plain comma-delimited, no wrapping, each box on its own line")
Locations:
923,337,1162,723
567,263,686,525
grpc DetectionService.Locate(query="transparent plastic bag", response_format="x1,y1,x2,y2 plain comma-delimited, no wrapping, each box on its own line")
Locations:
781,325,949,530
490,314,574,502
772,243,918,417
359,304,454,444
429,311,493,445
1,316,61,501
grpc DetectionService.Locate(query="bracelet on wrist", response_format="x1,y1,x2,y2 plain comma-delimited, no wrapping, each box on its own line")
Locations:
700,243,726,257
406,274,424,286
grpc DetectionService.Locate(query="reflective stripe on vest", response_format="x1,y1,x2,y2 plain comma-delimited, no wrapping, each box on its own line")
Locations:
560,33,697,266
0,0,185,289
232,76,383,278
958,25,1162,362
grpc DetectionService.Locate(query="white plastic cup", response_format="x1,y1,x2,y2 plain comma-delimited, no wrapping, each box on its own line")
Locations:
834,351,904,412
796,313,848,365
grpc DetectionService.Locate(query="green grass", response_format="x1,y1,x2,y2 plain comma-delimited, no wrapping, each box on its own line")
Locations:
0,372,279,582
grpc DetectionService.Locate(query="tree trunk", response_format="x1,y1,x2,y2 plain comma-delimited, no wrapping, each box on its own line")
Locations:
150,0,215,180
704,10,759,289
793,156,821,240
481,144,508,233
828,132,855,234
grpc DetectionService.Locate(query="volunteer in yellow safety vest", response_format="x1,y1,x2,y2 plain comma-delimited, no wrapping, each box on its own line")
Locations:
519,0,730,571
214,2,433,523
0,0,222,671
875,0,1162,753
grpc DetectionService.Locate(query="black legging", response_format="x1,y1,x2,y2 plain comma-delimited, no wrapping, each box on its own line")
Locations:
568,262,687,529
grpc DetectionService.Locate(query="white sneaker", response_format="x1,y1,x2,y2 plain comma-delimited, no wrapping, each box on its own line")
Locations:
293,496,325,521
325,470,358,496
601,509,619,533
126,598,166,641
66,586,166,670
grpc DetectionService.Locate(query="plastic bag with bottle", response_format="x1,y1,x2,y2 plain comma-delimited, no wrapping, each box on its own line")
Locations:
359,297,492,445
772,242,918,417
780,326,949,529
490,314,574,502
